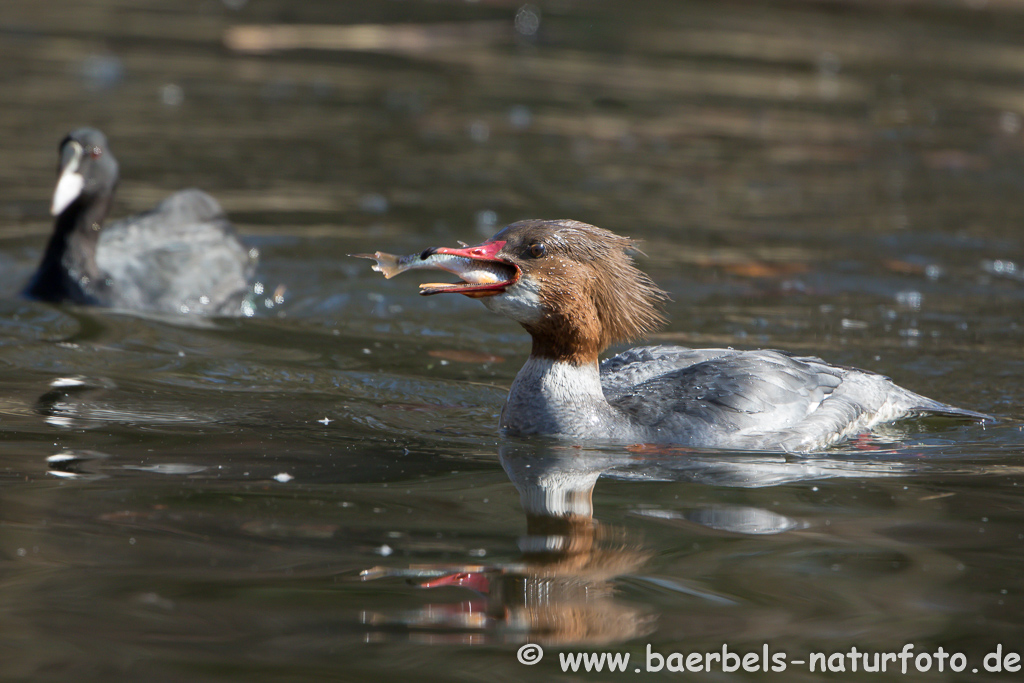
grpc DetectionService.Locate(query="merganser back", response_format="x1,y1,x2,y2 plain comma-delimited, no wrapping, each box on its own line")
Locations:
357,219,985,452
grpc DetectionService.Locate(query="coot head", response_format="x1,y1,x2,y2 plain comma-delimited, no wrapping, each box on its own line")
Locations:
51,128,119,217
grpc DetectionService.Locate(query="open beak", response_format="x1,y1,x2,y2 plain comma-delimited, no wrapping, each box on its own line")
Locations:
418,240,519,298
352,239,520,297
51,141,85,216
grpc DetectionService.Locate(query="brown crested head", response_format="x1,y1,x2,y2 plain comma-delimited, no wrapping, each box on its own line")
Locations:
485,219,668,363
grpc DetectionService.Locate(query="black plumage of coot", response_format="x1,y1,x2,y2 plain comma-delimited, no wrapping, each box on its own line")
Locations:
23,128,256,316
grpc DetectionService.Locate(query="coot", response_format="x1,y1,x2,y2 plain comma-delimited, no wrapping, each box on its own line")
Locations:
24,128,256,316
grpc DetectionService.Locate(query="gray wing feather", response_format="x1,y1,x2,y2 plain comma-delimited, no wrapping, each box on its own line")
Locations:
601,346,970,451
98,190,255,315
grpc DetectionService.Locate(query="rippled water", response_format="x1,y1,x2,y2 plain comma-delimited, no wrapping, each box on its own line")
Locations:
3,0,1024,680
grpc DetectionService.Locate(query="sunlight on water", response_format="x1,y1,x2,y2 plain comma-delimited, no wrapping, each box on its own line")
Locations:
1,0,1024,680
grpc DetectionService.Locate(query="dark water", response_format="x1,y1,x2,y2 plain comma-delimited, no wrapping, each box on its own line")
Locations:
3,0,1024,680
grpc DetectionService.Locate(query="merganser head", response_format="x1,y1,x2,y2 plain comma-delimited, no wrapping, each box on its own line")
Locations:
426,219,667,364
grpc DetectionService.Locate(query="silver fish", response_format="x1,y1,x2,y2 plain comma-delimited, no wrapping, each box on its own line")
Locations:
351,250,517,296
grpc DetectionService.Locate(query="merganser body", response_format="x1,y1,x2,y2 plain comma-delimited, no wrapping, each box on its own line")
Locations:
356,219,985,452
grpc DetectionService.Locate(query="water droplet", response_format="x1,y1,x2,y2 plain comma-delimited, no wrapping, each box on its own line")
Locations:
514,4,541,36
509,104,532,129
895,291,923,308
80,53,124,91
359,193,389,214
160,83,184,106
1000,111,1021,134
476,209,498,236
468,120,490,143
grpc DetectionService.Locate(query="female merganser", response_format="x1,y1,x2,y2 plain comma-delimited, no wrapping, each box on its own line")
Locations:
24,128,255,315
356,219,984,452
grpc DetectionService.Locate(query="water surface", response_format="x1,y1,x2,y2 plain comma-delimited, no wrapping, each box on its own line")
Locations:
2,0,1024,680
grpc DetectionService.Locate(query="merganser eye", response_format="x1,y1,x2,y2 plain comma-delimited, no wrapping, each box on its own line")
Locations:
528,243,546,258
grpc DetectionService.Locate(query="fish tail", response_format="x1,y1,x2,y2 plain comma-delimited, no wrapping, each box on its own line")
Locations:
350,251,403,279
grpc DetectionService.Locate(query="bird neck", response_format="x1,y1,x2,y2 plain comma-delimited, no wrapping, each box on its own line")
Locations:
523,301,606,366
26,196,110,303
501,356,619,438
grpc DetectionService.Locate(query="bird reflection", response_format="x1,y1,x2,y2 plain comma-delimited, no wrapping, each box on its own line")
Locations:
360,438,937,646
34,374,214,431
361,442,655,646
34,375,117,429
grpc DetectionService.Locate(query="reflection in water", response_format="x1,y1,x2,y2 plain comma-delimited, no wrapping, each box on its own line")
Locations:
360,440,987,649
45,449,111,480
3,0,1024,677
362,443,655,646
34,374,214,428
634,505,806,535
360,441,904,647
35,376,117,428
609,449,917,488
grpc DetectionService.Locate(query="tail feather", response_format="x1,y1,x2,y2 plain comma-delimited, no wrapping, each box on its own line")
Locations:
906,394,993,423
